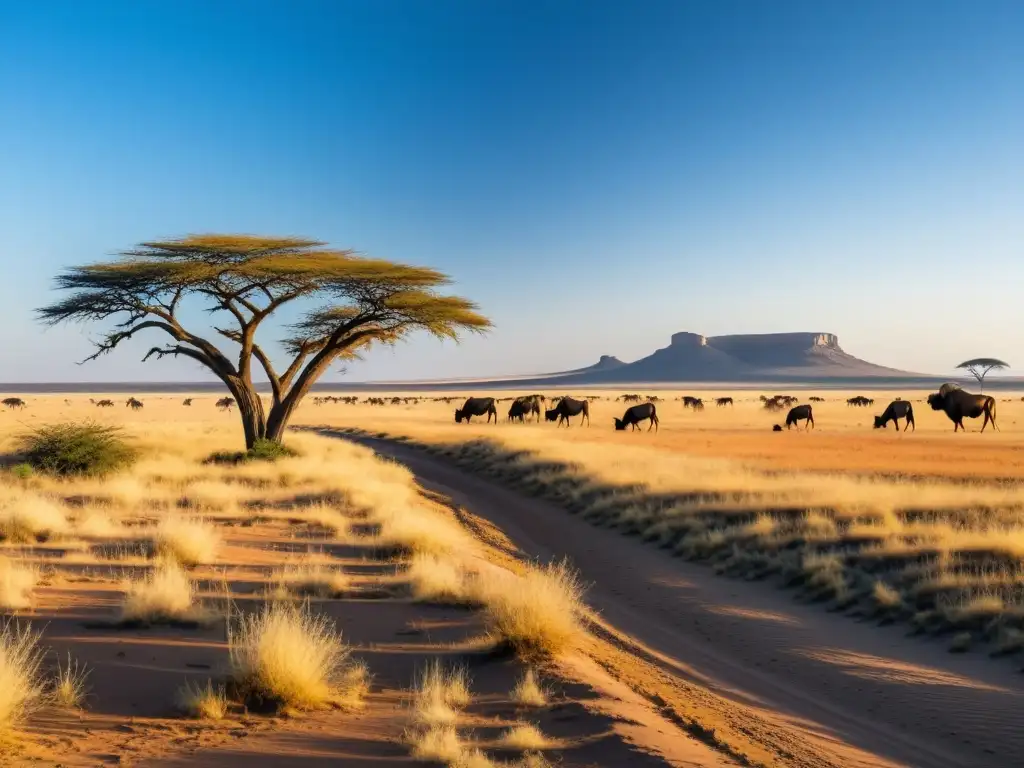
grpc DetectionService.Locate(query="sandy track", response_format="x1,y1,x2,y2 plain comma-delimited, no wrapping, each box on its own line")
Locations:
344,434,1024,768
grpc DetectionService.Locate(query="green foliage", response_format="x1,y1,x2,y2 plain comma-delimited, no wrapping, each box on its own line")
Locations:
17,422,137,477
9,464,34,480
205,439,298,466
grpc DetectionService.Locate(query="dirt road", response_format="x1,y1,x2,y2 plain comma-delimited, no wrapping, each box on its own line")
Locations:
343,433,1024,768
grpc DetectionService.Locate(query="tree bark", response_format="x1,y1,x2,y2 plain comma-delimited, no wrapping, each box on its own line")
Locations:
233,382,268,449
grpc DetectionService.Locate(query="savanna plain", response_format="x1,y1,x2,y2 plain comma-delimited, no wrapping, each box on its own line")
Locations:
4,389,1024,768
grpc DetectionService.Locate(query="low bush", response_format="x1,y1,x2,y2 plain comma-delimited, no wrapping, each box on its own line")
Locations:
17,422,137,477
0,557,38,612
205,439,299,466
120,560,206,626
0,620,45,733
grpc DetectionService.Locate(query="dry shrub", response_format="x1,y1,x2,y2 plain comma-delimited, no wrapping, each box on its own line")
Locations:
498,723,554,751
0,496,68,542
301,505,351,536
0,621,45,732
151,516,221,566
0,557,38,612
177,679,228,720
481,559,584,659
377,504,471,557
510,669,549,707
17,422,137,477
74,507,123,538
52,653,90,709
412,660,472,727
121,560,205,625
228,602,361,711
872,580,902,609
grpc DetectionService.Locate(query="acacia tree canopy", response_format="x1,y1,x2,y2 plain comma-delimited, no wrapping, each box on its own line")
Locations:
955,358,1009,392
37,234,491,447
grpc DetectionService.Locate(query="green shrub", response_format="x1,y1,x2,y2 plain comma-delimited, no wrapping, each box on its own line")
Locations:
9,464,33,480
205,439,298,466
17,422,137,477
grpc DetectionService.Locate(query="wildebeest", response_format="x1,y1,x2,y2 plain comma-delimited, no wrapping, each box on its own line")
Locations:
126,397,143,410
847,396,873,407
927,383,997,433
785,404,814,430
216,397,235,411
510,394,543,422
681,396,700,408
2,397,26,410
614,402,658,432
809,396,825,402
715,397,733,407
182,398,193,406
874,400,915,432
545,396,590,427
455,397,497,424
95,399,114,408
619,394,642,403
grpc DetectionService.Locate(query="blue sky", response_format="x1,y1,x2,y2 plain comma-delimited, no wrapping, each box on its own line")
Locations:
1,0,1022,382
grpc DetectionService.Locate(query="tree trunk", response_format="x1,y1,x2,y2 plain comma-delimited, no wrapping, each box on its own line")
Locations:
234,384,268,450
264,399,296,445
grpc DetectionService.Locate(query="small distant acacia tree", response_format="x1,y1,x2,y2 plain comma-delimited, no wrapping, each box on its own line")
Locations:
38,235,491,448
955,358,1009,393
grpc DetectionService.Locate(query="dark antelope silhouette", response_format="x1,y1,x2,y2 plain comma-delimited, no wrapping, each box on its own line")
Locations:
785,404,814,430
614,403,658,432
715,397,733,407
545,397,590,427
126,397,144,410
455,397,497,424
510,394,543,422
927,383,997,433
95,399,114,408
847,396,873,407
874,400,915,432
216,397,235,411
2,397,26,410
182,398,193,406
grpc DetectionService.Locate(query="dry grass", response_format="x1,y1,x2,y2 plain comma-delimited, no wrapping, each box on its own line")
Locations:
0,621,45,732
0,557,38,612
497,722,554,751
177,679,229,720
510,669,549,707
228,601,359,711
272,560,349,599
405,552,475,605
412,660,472,727
409,724,466,762
120,560,206,625
52,653,90,709
480,559,585,659
150,516,221,566
0,496,68,543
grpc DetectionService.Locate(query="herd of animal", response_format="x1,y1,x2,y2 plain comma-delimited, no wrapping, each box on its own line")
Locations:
450,384,1000,434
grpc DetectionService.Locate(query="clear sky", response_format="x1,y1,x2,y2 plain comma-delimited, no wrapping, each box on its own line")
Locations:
1,0,1022,382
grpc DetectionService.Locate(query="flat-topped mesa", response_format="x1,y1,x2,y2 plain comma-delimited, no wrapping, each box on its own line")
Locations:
813,333,840,349
669,332,708,347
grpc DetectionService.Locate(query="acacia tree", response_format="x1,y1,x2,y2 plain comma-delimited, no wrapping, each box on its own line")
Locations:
38,235,491,448
955,357,1009,393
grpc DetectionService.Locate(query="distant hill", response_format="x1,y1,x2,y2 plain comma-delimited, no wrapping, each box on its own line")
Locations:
554,354,626,376
543,331,932,384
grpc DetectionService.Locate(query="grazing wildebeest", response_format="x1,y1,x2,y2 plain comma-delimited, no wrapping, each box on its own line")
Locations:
927,383,997,433
216,397,235,411
182,398,193,406
507,400,533,423
763,396,786,412
715,397,733,407
874,400,915,432
847,396,872,407
2,397,26,410
545,396,590,427
785,404,814,430
681,396,701,409
809,396,825,402
510,394,543,422
455,397,497,424
614,402,658,432
619,394,642,403
126,397,143,410
95,399,114,408
691,398,705,411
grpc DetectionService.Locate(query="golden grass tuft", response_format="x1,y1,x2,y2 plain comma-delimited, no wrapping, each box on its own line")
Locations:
228,602,359,711
0,557,38,612
412,660,472,727
0,496,68,542
52,653,90,709
151,516,221,566
409,724,465,763
177,679,229,720
273,561,350,599
120,560,205,625
510,668,549,707
497,722,554,751
872,580,902,609
0,621,45,732
406,553,474,604
480,559,585,659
